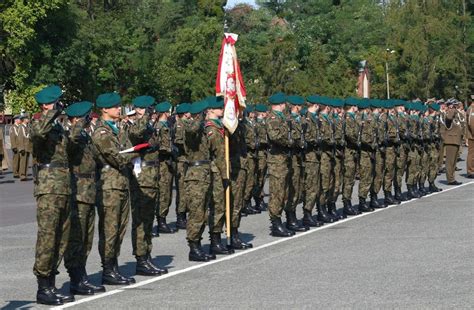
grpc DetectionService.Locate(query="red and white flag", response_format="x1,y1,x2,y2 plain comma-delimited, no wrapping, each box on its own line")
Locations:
216,33,246,134
357,60,370,98
119,143,150,154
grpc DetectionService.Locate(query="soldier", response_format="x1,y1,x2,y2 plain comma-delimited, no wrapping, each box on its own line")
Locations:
205,96,233,255
369,100,385,208
92,92,138,285
18,114,32,181
242,105,260,215
425,103,442,192
128,96,168,276
301,96,325,226
382,101,401,206
285,95,308,231
357,99,376,212
341,97,361,216
184,100,215,261
466,97,474,178
63,101,105,295
253,104,268,211
31,85,74,305
437,100,447,173
154,101,177,234
394,100,409,201
174,103,191,229
405,102,422,198
442,100,463,185
10,115,21,178
266,92,294,237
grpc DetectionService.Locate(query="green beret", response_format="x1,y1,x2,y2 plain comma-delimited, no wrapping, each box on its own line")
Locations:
176,103,190,114
132,95,155,108
155,101,172,113
96,92,121,108
268,92,286,105
393,99,405,107
245,105,254,113
189,100,208,114
306,95,320,104
318,96,330,106
345,97,359,107
358,98,370,109
35,85,62,105
287,95,305,105
255,104,268,112
207,96,224,109
66,101,93,117
332,98,344,108
404,102,412,110
369,99,380,108
429,103,440,111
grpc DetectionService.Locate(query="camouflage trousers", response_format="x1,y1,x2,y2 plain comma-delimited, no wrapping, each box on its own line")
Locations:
342,148,358,201
319,150,333,206
329,152,343,203
33,194,71,277
175,160,187,214
372,150,384,195
267,154,289,220
231,159,247,228
428,144,439,183
157,161,173,219
97,189,130,262
185,166,211,242
395,146,408,189
254,150,267,199
420,147,429,184
209,169,225,234
303,155,320,212
64,201,95,269
383,147,397,192
131,186,157,257
358,150,374,199
285,154,303,212
243,155,256,203
406,147,421,185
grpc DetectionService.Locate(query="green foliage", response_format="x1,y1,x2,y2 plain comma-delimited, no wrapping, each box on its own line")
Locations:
0,0,472,113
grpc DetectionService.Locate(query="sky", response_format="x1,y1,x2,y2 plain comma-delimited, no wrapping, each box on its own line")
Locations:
225,0,257,9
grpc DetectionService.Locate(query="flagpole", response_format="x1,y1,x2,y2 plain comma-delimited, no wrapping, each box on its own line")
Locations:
224,129,232,246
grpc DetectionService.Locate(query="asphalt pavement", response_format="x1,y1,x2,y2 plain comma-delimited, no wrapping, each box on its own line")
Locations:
0,150,473,309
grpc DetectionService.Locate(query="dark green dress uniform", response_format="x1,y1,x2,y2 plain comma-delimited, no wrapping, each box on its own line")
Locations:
32,85,75,305
92,93,137,285
64,101,105,295
128,96,167,276
155,101,176,234
174,103,190,229
266,93,295,237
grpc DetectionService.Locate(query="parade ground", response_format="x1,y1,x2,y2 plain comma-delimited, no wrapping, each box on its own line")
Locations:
0,151,473,309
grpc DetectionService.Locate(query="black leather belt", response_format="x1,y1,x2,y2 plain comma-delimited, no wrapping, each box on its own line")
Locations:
187,160,210,167
74,173,96,179
36,163,69,170
141,160,160,167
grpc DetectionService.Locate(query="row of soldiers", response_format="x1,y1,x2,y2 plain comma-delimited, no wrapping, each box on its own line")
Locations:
30,84,462,305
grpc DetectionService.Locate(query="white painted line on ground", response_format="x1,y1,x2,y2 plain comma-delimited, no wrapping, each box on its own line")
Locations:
52,180,474,309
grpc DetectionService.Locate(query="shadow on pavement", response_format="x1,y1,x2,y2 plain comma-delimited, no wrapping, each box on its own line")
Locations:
0,300,35,309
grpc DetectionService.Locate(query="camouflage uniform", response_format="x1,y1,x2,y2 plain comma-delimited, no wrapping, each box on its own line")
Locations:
318,112,334,207
358,112,377,199
329,113,344,205
303,112,321,212
31,110,72,278
382,113,399,194
371,113,384,197
342,112,359,202
128,115,160,257
254,117,268,202
230,122,248,228
406,115,421,189
395,112,409,196
243,118,258,208
155,120,174,221
174,117,188,216
285,113,304,213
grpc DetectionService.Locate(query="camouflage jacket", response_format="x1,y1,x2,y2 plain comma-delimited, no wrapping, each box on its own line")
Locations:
205,119,227,180
359,112,376,150
318,112,334,150
92,119,136,191
243,118,258,158
266,110,292,150
30,109,71,196
304,112,321,162
229,121,247,169
182,117,211,184
174,117,187,162
344,112,359,148
331,113,345,148
255,118,268,149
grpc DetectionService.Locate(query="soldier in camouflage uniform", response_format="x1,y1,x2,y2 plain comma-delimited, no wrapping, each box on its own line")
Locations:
154,102,177,234
394,102,409,202
284,95,308,231
253,104,268,211
369,101,384,208
92,92,138,285
128,96,168,276
418,106,431,195
31,85,74,305
64,101,105,296
173,103,191,229
341,98,361,216
426,104,442,192
205,96,233,255
382,101,401,206
405,102,422,199
242,106,260,215
266,92,295,237
301,96,324,227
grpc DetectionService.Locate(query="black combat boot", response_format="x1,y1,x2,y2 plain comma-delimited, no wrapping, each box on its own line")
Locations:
102,260,128,285
147,254,168,274
231,228,253,249
418,182,428,196
413,183,423,197
370,192,381,208
429,182,442,193
409,184,421,198
113,258,135,284
188,241,210,262
270,218,294,237
254,197,267,212
48,274,75,303
136,256,162,276
384,191,398,206
358,197,374,212
247,200,261,214
316,204,335,223
302,209,323,227
343,200,359,216
158,217,176,234
176,212,187,230
37,276,63,305
80,266,105,293
68,267,94,295
210,233,234,255
328,202,346,220
286,211,308,232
